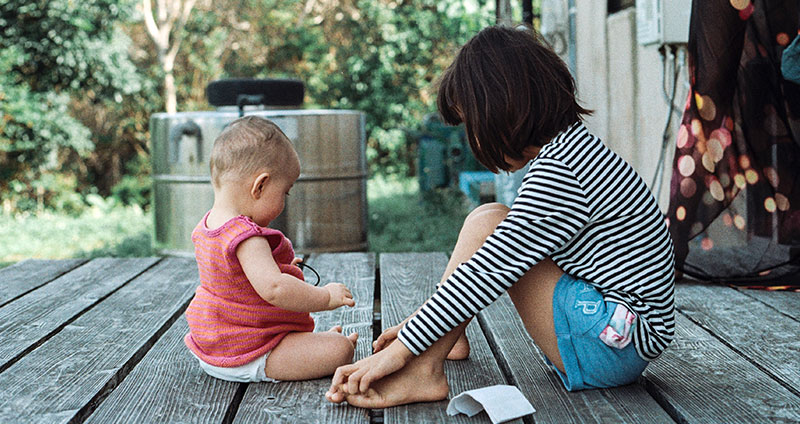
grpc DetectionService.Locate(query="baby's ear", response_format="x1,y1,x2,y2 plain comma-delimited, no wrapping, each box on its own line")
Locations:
251,172,270,199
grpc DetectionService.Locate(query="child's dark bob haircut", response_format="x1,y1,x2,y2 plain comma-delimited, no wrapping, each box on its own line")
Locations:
437,25,592,172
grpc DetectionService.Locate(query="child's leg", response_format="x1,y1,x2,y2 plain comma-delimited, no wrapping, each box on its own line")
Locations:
334,203,564,407
441,202,514,359
265,326,358,380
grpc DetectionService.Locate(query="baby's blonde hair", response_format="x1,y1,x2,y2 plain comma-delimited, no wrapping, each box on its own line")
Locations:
210,116,295,187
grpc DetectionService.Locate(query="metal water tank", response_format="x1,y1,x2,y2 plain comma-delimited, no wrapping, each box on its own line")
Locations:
151,79,367,255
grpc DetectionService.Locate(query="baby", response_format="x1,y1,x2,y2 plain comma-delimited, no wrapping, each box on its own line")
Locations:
184,115,358,383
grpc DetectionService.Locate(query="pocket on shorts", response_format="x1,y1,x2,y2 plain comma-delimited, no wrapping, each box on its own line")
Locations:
566,280,610,336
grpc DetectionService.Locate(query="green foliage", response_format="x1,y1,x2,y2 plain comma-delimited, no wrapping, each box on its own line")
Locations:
1,0,493,217
0,0,145,213
0,0,138,94
176,0,493,176
298,0,493,177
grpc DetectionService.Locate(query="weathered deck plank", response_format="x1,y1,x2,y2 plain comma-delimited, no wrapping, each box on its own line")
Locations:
674,282,800,393
479,294,674,424
0,257,198,424
232,252,376,423
0,258,87,306
642,313,800,423
735,286,800,322
85,316,241,424
3,255,800,424
0,258,159,373
380,253,517,424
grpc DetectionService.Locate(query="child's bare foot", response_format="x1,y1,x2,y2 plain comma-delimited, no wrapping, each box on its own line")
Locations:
346,332,359,347
446,334,470,360
327,360,449,408
328,325,359,348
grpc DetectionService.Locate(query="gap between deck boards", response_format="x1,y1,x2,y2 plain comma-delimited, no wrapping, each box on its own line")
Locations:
0,258,160,375
76,290,195,423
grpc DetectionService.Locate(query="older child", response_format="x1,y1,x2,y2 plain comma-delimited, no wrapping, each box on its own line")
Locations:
327,25,675,406
185,116,358,383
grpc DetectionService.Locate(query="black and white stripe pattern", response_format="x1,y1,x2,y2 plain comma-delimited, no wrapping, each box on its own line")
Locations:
398,122,675,361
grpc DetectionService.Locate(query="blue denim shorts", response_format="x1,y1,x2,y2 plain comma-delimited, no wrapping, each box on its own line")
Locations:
546,273,649,391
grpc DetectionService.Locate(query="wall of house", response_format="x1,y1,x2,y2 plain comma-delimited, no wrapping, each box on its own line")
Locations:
569,2,690,211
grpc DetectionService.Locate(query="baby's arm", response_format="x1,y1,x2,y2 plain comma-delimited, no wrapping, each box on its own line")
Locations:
237,236,354,312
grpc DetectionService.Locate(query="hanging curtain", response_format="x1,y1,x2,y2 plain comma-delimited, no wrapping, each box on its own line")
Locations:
666,0,800,288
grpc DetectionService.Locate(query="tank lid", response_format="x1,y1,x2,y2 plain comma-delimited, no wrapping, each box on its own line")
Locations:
206,78,304,107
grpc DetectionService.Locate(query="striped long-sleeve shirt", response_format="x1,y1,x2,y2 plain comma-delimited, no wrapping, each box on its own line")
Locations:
397,122,675,361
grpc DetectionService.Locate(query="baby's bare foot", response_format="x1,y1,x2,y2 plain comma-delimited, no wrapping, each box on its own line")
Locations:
346,332,359,347
334,361,449,408
446,334,470,360
328,325,343,333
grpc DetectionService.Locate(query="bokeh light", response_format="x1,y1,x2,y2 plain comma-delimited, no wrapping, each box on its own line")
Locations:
730,0,750,10
777,32,790,46
701,237,714,250
739,155,751,169
745,169,759,184
764,167,779,187
680,178,697,197
775,193,790,211
691,119,703,136
676,206,686,221
698,95,717,121
734,173,747,189
740,4,754,19
677,125,690,148
707,137,724,162
734,214,746,230
722,213,733,226
711,128,732,149
764,197,776,213
678,155,696,176
720,173,731,187
710,179,725,201
702,152,716,172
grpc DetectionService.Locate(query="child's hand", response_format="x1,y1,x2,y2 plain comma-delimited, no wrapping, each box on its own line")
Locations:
373,322,403,353
324,283,355,310
291,257,303,267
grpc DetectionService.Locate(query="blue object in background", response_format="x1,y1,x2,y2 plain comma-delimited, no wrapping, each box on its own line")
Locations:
782,33,800,84
458,171,496,207
417,135,448,192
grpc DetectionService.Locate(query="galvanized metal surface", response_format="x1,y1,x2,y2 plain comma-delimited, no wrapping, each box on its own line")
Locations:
151,109,367,255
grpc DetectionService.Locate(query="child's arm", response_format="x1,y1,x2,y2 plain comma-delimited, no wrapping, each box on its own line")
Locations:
236,236,354,312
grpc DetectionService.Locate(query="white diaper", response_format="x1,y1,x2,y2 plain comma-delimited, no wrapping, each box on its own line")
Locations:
190,351,279,383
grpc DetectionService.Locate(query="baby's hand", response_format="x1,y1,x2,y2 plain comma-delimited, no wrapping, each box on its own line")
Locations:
324,283,355,310
291,257,303,267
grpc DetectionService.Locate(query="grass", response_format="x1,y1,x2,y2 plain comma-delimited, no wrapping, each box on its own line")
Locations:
0,176,470,268
0,204,154,265
367,176,470,253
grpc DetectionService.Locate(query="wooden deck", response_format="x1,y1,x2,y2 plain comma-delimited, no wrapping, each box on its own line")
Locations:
1,253,798,423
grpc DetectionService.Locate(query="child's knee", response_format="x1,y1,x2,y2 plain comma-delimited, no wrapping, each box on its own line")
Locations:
332,333,356,363
462,202,510,234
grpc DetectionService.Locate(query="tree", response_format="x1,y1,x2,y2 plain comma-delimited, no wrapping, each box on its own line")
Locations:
140,0,197,113
0,0,143,213
172,0,493,175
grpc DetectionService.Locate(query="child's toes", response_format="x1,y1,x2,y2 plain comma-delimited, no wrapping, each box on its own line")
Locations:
347,332,359,346
328,325,343,333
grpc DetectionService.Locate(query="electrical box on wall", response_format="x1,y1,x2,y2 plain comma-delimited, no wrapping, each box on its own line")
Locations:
636,0,692,45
